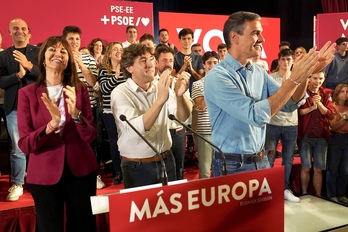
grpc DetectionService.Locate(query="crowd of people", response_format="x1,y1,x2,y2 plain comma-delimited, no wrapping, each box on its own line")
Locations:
0,11,346,231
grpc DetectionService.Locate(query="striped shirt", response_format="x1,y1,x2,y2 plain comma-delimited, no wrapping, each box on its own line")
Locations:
78,54,98,107
191,78,211,135
98,68,127,114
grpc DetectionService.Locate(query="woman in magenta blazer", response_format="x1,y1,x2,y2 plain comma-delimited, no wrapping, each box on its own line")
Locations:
17,36,98,232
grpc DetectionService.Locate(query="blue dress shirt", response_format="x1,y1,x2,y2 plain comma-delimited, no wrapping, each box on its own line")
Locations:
204,53,302,154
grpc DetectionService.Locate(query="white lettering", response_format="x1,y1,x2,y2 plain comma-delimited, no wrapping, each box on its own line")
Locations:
129,199,151,222
218,184,230,204
125,6,133,14
152,196,170,218
231,182,247,200
170,193,182,213
188,189,200,210
111,16,134,26
129,178,272,222
249,179,259,198
202,29,224,51
201,187,215,207
259,178,272,195
340,19,348,30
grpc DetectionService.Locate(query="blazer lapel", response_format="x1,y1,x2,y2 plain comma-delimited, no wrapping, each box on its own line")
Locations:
36,85,52,123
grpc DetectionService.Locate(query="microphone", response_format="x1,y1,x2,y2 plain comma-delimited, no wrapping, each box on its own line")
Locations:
119,114,168,185
168,114,227,176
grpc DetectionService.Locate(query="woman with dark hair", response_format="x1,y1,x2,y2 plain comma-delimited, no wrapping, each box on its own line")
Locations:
88,38,105,68
327,83,348,204
98,41,126,184
17,36,98,232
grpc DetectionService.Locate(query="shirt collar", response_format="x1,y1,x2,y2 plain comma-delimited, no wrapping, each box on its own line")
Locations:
224,53,254,73
127,78,156,94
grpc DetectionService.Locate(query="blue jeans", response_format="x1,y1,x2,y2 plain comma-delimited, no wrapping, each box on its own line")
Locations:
102,113,121,173
265,124,297,189
300,136,327,170
326,132,348,198
170,129,186,180
121,152,176,188
195,134,212,179
6,110,26,185
212,151,270,177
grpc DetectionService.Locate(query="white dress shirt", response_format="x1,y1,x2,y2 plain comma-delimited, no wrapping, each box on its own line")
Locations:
111,78,177,158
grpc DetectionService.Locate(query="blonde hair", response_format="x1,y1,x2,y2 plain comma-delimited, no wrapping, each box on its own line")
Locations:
101,41,123,75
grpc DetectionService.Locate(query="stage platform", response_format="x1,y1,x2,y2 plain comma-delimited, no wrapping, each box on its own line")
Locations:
285,195,348,232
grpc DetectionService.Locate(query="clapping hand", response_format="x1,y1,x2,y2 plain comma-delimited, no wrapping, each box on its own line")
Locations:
175,71,190,97
41,93,61,128
63,85,79,118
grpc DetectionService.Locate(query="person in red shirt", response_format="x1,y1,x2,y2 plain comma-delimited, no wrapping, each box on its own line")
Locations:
298,70,335,196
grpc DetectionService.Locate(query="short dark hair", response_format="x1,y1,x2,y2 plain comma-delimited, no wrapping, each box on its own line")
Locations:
154,44,175,60
126,25,137,33
121,43,152,78
178,28,194,39
202,51,219,64
217,43,227,50
139,33,155,43
158,28,168,36
62,25,82,39
278,48,293,59
192,43,201,48
223,11,261,49
336,37,348,45
279,41,291,48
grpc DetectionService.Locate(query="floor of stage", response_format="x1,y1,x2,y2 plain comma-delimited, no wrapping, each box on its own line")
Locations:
285,195,348,232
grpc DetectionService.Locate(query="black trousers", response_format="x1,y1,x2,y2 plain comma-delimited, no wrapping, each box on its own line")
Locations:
29,165,97,232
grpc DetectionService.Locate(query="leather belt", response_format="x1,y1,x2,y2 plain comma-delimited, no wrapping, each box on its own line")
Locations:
121,150,171,163
224,151,264,164
331,131,348,137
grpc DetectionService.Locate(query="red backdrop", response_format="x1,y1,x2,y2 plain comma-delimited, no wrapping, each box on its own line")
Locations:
159,12,280,67
316,12,348,48
0,1,153,48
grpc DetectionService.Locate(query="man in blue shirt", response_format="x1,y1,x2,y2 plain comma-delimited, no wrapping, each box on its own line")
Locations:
204,11,336,176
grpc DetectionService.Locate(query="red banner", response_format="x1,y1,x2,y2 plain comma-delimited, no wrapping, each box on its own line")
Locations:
109,167,284,232
316,13,348,49
0,0,153,48
159,12,280,67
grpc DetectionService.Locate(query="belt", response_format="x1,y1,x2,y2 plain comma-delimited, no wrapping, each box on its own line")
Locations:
121,150,171,163
169,127,184,134
331,131,348,136
216,151,264,164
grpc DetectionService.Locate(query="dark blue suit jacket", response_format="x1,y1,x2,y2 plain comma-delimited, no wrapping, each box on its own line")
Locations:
0,44,39,115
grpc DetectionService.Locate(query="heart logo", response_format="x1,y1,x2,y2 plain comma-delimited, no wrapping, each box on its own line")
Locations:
141,17,150,27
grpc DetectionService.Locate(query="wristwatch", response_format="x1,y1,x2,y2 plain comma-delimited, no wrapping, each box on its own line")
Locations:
73,111,83,123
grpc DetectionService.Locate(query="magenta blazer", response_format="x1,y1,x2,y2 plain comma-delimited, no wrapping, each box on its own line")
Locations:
17,82,98,185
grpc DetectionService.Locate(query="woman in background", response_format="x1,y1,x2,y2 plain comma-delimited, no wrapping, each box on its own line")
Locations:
326,84,348,204
98,42,126,184
17,36,98,232
191,51,219,178
88,38,105,68
293,46,307,64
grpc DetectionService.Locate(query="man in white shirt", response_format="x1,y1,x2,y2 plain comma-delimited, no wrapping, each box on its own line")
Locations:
154,44,192,180
122,25,138,48
111,43,192,188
